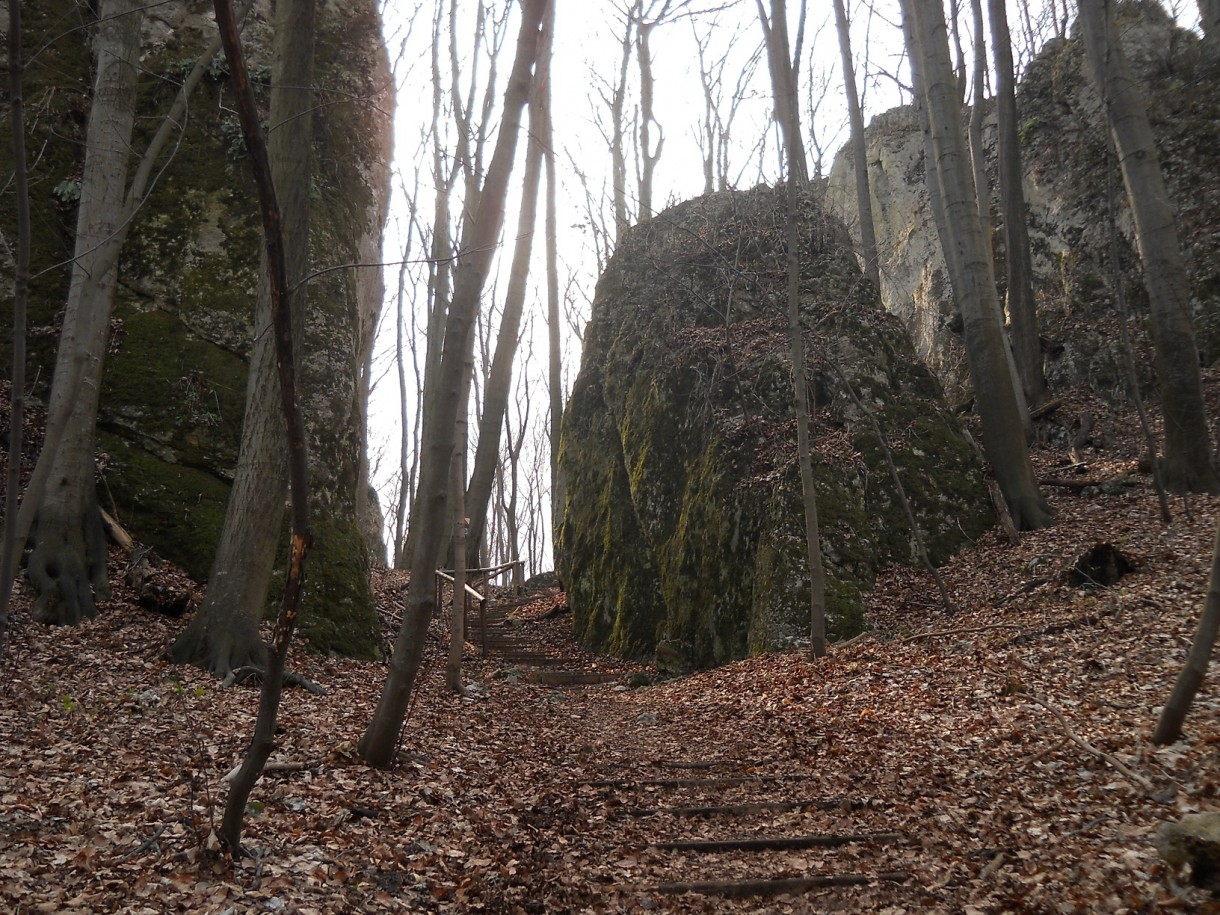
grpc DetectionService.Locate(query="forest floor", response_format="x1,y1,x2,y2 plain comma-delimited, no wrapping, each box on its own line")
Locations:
3,396,1220,913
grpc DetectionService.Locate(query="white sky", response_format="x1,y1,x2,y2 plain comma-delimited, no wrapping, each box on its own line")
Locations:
363,0,1198,573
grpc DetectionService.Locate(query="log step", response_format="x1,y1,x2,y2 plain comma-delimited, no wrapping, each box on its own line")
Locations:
622,798,855,818
648,832,902,853
653,871,909,899
584,774,813,789
524,669,621,686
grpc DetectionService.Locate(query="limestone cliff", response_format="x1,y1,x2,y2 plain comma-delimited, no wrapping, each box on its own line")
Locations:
556,186,993,667
826,3,1219,402
0,1,392,655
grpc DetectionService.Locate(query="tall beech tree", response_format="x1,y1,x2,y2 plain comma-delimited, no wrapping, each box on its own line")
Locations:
209,0,313,854
831,0,880,292
1078,0,1219,494
360,0,549,769
464,6,551,560
900,0,1051,530
989,0,1045,405
172,0,321,676
23,0,143,625
755,0,808,183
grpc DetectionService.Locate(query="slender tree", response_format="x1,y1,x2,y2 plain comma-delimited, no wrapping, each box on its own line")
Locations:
1078,0,1219,494
831,0,880,292
988,0,1045,405
209,0,313,855
1153,512,1220,744
465,8,551,558
360,0,549,769
541,1,564,572
901,0,1051,530
755,0,808,183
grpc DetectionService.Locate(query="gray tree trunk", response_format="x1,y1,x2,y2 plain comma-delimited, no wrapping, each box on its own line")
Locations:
989,0,1045,405
1153,513,1220,744
465,20,548,558
171,0,316,676
25,0,142,625
1079,0,1219,494
360,0,548,769
901,0,1051,530
831,0,880,292
541,2,563,575
756,0,808,183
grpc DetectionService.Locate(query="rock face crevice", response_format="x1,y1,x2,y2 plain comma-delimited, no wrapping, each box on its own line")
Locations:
826,4,1220,402
557,186,994,668
1,1,392,655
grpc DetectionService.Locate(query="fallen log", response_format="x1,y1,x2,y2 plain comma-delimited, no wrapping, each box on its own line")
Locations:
584,774,811,789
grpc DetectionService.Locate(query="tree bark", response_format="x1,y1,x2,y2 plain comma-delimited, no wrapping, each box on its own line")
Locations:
25,0,143,625
541,1,563,575
211,0,313,854
465,14,549,557
901,0,1051,530
831,0,880,293
1078,0,1219,494
988,0,1045,405
756,0,808,184
172,0,317,675
1153,514,1220,744
0,0,31,651
359,0,548,769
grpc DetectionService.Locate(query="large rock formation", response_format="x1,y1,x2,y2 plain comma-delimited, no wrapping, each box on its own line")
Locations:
0,1,391,655
556,186,994,667
826,3,1220,402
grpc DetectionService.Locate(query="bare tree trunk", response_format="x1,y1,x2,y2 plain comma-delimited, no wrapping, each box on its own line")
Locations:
758,0,826,655
211,0,312,856
967,0,989,250
1153,514,1220,744
756,0,808,183
25,0,143,626
989,0,1045,406
172,0,318,676
445,412,468,694
0,0,31,652
636,18,663,221
831,0,880,293
465,12,550,555
360,0,548,769
901,0,1051,530
1079,0,1219,494
541,2,563,574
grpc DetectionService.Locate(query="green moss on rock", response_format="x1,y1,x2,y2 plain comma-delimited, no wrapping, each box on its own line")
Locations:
557,185,993,669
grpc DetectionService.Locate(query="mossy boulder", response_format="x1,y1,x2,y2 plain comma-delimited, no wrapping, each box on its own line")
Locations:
556,185,994,668
0,1,390,657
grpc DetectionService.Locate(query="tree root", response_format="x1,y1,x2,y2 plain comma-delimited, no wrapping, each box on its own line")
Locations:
224,665,327,696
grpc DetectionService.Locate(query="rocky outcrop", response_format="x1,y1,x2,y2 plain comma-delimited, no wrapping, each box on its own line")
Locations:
556,186,993,667
1,1,391,655
826,3,1220,402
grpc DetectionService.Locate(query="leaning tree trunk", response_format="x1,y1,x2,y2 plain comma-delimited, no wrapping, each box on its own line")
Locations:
359,0,549,770
171,0,317,676
756,0,808,184
901,0,1051,531
988,0,1045,406
465,20,549,556
1153,513,1220,744
25,0,142,625
831,0,880,293
1079,0,1219,494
